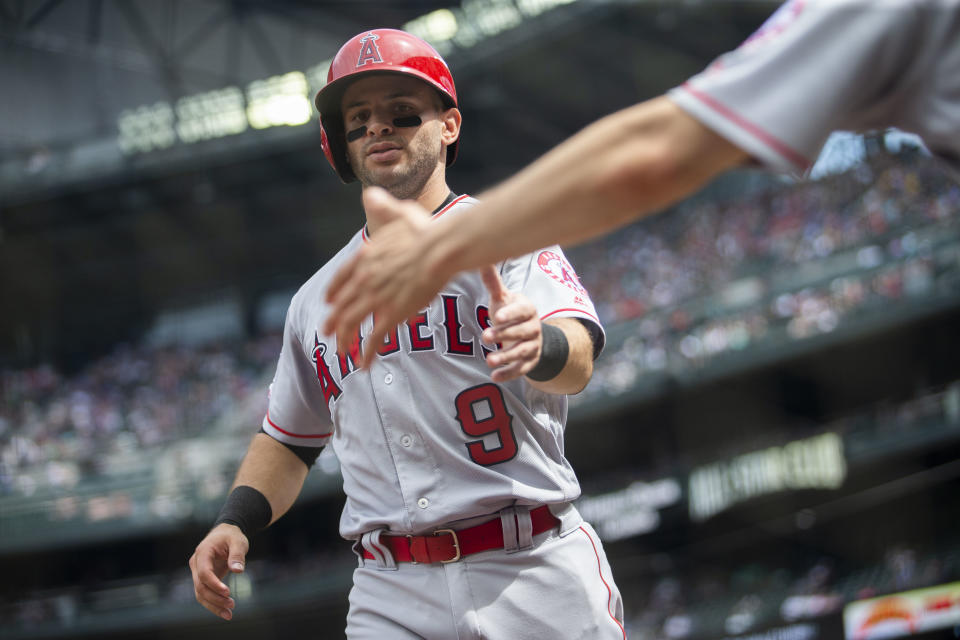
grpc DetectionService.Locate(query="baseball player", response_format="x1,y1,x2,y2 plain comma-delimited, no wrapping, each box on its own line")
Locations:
188,29,626,639
322,0,960,359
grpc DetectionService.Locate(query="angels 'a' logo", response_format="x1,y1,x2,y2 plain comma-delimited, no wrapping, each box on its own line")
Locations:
537,250,586,295
312,332,342,404
356,34,383,67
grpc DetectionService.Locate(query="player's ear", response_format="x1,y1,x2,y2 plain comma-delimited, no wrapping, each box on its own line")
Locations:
440,107,461,147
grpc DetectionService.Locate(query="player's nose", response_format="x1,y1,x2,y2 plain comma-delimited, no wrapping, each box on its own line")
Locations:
366,109,395,136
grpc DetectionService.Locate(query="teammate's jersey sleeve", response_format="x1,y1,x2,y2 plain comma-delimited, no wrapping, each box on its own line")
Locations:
261,292,333,448
501,246,606,354
668,0,960,175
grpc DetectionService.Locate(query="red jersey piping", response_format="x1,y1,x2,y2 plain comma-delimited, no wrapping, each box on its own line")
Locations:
681,82,810,171
541,308,600,324
265,411,332,439
579,525,626,638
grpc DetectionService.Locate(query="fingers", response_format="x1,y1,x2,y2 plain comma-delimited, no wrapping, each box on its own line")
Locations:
325,252,372,345
359,318,392,369
324,250,364,316
189,527,248,621
327,271,379,357
324,192,435,361
191,549,234,620
481,297,539,345
487,340,542,382
487,335,541,367
482,316,540,349
480,265,509,305
227,546,246,574
483,309,542,383
195,575,236,619
361,186,408,226
363,186,433,227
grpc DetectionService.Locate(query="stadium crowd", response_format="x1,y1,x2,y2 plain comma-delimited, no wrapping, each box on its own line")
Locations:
0,335,279,496
1,147,959,639
2,147,959,497
570,148,960,402
619,539,960,640
574,147,958,326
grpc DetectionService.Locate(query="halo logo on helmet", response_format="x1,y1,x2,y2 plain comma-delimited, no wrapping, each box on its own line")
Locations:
356,34,383,67
315,28,460,184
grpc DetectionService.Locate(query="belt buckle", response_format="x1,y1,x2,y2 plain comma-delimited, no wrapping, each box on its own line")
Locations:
433,528,461,563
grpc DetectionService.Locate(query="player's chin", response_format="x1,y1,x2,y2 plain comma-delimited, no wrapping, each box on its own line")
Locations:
363,168,409,191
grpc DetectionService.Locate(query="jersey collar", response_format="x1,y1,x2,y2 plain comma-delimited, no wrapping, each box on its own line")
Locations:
361,191,465,243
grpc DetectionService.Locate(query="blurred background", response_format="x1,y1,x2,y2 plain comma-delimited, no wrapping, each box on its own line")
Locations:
1,1,959,639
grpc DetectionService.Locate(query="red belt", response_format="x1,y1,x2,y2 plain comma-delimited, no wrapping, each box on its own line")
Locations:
362,505,559,564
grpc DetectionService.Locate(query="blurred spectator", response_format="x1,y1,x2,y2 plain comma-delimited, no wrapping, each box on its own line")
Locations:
3,150,960,495
571,151,959,402
0,334,279,496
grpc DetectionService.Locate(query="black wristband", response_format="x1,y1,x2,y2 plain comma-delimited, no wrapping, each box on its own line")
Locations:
527,323,569,382
213,485,273,537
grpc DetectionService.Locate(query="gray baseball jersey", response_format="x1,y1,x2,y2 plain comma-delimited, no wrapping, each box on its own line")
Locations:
262,195,604,539
669,0,960,175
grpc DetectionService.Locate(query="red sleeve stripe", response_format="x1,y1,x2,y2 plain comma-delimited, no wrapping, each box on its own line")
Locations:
265,412,332,439
579,526,627,639
541,308,600,324
681,82,810,171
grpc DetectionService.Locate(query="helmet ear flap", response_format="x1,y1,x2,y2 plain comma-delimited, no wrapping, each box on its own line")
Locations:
320,117,356,183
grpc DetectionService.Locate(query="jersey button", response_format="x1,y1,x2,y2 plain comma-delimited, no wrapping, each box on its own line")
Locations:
417,497,429,509
400,434,413,447
384,373,394,384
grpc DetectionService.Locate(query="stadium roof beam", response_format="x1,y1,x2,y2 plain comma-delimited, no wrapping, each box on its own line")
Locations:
114,0,184,103
239,1,368,42
22,0,62,30
171,4,232,62
0,15,237,88
85,0,100,44
235,2,286,78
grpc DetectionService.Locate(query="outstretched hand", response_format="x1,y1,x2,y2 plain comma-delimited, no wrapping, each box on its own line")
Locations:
480,266,543,383
189,523,249,621
324,187,449,367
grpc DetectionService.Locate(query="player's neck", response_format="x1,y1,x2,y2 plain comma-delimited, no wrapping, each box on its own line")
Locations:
364,175,452,236
414,176,454,215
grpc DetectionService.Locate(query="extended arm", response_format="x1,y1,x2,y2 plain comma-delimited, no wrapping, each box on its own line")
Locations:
188,433,312,620
325,96,745,356
427,96,747,275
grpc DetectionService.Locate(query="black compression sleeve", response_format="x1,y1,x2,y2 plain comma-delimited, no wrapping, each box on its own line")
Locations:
213,485,272,537
259,427,324,468
527,323,570,382
575,318,604,360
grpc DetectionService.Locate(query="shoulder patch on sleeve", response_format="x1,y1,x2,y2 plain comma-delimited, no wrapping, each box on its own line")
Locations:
537,250,587,296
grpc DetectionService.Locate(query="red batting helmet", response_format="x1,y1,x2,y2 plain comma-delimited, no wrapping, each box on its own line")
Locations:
314,29,459,183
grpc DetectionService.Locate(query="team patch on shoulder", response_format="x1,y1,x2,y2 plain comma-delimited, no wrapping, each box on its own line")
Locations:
537,250,586,295
740,0,806,52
